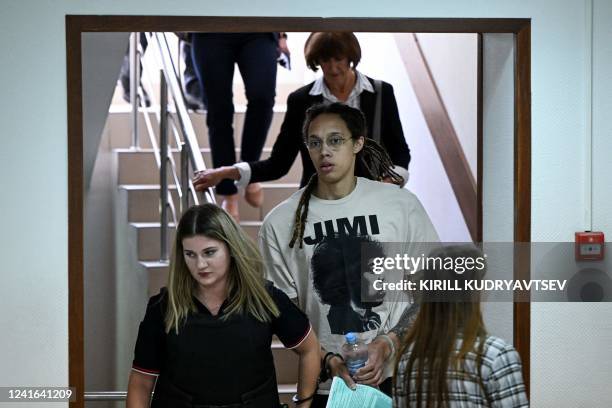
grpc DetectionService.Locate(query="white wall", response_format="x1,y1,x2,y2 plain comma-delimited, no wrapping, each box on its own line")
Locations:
481,33,516,344
529,0,612,406
82,32,129,189
1,0,610,407
388,33,473,242
84,123,116,408
417,33,478,179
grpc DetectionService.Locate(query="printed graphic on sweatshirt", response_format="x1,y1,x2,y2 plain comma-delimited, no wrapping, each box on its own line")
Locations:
311,233,387,335
303,215,381,246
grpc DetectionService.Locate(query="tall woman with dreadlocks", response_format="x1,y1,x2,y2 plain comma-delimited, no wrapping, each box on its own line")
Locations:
259,103,439,407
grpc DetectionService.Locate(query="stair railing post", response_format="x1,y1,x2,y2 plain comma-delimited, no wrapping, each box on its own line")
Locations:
159,71,169,262
129,32,140,149
180,142,190,215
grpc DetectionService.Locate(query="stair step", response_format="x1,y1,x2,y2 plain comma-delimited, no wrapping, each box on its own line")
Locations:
259,184,298,218
132,222,176,262
238,221,262,243
120,183,298,223
110,79,299,119
134,221,263,261
116,148,302,185
120,183,259,223
106,108,286,150
121,184,180,223
140,260,169,297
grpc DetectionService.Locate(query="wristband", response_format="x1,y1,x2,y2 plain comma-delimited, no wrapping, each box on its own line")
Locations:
325,353,344,380
292,392,315,405
319,351,333,383
319,352,344,383
322,351,335,368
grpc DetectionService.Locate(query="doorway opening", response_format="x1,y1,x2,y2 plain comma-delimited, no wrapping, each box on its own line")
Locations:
67,16,531,408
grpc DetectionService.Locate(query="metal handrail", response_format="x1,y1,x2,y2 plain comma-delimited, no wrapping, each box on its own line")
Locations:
129,33,139,148
133,31,217,260
84,391,130,401
137,32,215,202
84,384,298,402
128,33,182,232
139,32,215,202
137,79,179,232
84,387,297,402
153,32,215,204
159,71,170,260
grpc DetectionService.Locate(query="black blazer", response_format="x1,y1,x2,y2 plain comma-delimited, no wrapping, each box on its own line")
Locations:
249,76,411,187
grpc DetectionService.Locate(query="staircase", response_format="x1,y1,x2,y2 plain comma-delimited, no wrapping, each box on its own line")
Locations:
107,81,304,404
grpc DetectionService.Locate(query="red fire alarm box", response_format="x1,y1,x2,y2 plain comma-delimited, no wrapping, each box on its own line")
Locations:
575,231,605,261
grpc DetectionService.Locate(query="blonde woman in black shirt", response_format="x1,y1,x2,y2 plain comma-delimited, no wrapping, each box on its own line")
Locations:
126,204,319,408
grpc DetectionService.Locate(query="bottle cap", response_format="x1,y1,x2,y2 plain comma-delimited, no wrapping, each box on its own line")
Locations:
345,332,357,343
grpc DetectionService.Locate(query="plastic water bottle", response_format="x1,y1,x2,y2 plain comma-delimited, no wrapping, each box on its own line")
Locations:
341,332,368,377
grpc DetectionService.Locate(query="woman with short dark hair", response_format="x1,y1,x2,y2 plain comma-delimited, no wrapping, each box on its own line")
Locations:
304,32,362,71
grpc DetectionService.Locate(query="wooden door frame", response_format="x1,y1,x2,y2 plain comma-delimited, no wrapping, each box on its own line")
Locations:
67,16,531,407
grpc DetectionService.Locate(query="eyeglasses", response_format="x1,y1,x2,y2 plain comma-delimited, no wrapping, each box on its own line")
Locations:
304,135,349,151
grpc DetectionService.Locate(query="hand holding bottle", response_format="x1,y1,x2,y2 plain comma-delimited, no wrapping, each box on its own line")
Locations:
352,336,392,386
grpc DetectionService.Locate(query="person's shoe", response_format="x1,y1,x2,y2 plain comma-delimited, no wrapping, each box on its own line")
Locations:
244,183,264,208
120,71,151,107
183,79,206,111
184,91,205,111
122,87,151,107
221,194,240,222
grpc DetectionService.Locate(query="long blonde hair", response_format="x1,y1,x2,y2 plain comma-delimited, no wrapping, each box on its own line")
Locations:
165,203,280,333
393,245,488,408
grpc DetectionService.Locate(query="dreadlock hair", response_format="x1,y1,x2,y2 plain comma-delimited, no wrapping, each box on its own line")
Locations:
288,103,404,248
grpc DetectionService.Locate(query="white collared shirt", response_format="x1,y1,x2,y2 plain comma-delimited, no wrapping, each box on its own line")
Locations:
234,71,374,189
308,70,374,109
233,70,408,188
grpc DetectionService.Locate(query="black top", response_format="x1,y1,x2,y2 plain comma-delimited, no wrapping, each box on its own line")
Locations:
249,76,411,187
132,284,310,405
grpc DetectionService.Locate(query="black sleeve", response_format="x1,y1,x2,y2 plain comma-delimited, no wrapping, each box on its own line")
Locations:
381,82,411,168
132,291,166,375
269,284,311,349
249,91,305,183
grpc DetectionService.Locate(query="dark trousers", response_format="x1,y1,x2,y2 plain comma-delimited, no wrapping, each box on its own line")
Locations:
191,33,277,195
